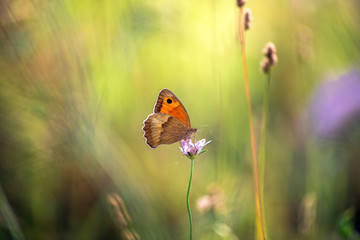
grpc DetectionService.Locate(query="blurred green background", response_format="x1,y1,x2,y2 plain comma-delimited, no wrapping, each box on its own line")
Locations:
1,0,360,239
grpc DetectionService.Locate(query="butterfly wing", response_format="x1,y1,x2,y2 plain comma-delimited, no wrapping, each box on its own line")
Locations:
153,89,191,128
143,113,195,148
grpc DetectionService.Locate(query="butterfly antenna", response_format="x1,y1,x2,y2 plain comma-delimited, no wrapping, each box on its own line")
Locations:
197,124,209,128
195,125,212,134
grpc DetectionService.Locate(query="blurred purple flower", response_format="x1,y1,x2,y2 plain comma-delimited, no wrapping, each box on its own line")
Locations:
180,139,211,160
310,70,360,138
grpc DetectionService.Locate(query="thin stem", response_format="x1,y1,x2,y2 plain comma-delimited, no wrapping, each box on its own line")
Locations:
258,72,271,239
187,159,194,240
259,72,271,185
238,7,265,240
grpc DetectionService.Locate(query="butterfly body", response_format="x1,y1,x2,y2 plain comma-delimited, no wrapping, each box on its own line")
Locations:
143,89,197,148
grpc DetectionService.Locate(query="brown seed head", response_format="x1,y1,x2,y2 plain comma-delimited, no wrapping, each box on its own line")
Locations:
244,8,253,31
261,42,278,73
260,58,271,73
272,53,278,65
263,42,277,59
237,0,247,7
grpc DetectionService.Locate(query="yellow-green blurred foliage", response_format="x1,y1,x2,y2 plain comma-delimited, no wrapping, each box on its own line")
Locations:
1,0,360,239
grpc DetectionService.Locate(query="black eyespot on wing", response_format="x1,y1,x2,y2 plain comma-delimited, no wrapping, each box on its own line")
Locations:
167,98,172,104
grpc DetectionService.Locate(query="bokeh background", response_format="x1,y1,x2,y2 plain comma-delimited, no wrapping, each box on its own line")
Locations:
1,0,360,239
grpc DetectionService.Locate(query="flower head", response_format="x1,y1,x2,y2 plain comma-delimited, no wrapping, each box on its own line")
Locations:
180,139,211,160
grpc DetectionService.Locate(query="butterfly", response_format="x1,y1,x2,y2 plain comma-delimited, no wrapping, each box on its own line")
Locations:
143,89,197,148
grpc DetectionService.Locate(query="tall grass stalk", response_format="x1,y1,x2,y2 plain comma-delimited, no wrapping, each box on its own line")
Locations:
258,72,271,239
238,7,266,240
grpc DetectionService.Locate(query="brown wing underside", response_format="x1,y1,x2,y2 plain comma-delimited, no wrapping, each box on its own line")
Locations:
154,89,191,128
143,113,193,148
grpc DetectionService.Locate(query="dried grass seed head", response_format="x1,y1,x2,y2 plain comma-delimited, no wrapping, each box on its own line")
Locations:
237,0,247,7
269,53,278,65
261,58,271,73
261,42,278,73
244,8,253,31
263,42,277,59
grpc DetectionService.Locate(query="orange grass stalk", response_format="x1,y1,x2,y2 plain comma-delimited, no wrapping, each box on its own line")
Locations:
238,6,266,240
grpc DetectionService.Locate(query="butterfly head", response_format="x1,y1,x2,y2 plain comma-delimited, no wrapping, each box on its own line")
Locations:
186,127,197,140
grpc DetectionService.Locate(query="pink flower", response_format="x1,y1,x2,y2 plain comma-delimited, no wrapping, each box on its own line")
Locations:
180,139,211,160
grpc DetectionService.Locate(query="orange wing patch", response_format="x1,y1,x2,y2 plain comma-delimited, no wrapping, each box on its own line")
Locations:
154,89,191,127
159,97,190,127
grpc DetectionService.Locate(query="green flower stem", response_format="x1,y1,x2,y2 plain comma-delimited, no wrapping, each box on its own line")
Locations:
187,158,194,240
259,72,271,185
258,72,271,239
